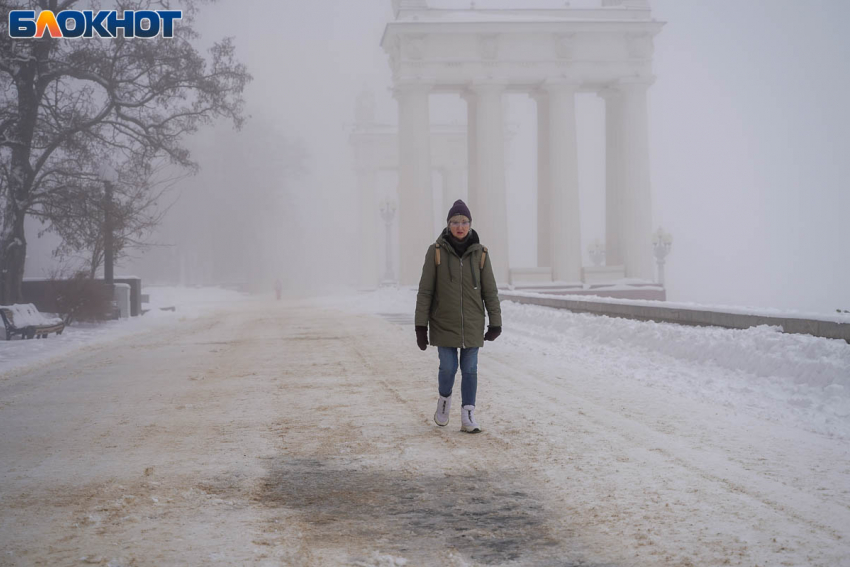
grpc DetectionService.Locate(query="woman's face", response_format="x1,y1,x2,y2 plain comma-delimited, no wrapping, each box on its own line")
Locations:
449,215,470,239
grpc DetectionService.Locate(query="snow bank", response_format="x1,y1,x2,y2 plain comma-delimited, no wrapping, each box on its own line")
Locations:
506,301,849,388
503,301,850,438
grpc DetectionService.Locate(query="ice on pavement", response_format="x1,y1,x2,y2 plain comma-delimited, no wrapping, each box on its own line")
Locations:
322,287,850,439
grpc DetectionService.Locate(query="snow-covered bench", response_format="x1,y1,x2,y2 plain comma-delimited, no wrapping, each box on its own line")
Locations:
0,304,65,340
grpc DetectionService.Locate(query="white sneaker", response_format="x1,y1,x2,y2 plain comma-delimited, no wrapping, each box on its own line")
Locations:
461,405,481,433
434,394,452,426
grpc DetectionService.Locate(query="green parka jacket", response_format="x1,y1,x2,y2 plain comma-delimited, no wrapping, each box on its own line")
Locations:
415,229,502,348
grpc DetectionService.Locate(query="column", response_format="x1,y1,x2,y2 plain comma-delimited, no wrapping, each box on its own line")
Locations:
357,168,379,289
472,83,509,284
462,91,479,213
600,87,624,267
545,81,582,283
531,90,552,268
395,84,434,286
443,167,466,214
619,78,654,281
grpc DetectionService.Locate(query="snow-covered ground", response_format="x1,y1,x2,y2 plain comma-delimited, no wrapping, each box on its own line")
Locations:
326,287,850,439
6,282,849,454
318,287,850,564
0,286,249,376
2,286,849,565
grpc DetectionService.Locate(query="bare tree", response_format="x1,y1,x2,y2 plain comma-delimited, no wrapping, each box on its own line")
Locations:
0,0,251,303
36,158,182,277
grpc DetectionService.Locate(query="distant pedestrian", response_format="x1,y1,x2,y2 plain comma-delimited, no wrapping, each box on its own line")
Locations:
274,279,282,301
415,199,502,433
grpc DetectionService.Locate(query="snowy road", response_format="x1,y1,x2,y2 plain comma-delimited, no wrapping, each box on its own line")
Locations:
1,295,849,566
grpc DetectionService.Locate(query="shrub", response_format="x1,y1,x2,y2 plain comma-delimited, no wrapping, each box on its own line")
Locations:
47,272,114,325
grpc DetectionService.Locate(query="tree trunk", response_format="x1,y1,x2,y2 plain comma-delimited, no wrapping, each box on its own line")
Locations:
0,40,51,304
1,146,35,305
89,250,98,280
1,153,35,307
0,198,27,305
88,243,103,280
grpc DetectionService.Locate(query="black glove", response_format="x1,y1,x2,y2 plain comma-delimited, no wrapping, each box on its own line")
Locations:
415,326,429,351
484,326,501,342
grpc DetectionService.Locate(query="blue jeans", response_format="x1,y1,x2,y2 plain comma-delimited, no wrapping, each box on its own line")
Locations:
437,346,479,407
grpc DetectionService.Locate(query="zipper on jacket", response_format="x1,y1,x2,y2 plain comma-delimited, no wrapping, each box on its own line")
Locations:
460,257,465,347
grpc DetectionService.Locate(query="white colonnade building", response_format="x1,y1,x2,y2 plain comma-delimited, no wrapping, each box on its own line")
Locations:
380,0,664,287
351,90,468,290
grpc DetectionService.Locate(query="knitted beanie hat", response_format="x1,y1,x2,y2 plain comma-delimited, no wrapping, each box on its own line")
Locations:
446,199,472,223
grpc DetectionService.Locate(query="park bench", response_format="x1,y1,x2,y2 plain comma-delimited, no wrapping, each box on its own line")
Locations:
0,304,65,340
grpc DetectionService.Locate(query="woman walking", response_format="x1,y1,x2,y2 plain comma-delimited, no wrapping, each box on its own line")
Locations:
415,200,502,433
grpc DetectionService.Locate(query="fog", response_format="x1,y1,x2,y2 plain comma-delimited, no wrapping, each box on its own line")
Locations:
24,0,850,314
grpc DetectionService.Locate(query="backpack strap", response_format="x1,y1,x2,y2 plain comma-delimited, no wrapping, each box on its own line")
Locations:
480,246,488,270
434,242,441,266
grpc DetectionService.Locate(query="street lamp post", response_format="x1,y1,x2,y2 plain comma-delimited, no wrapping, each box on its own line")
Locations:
103,179,114,286
98,163,120,319
652,227,673,286
379,200,397,285
98,163,119,286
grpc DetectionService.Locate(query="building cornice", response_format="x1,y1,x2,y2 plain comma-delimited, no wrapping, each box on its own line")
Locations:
385,19,663,38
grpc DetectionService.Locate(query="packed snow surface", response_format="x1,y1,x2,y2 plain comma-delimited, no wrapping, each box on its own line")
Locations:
337,287,850,438
5,284,849,444
1,286,848,565
0,286,247,375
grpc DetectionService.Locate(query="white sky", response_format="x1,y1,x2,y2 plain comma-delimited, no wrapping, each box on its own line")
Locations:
650,0,850,314
188,0,850,313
